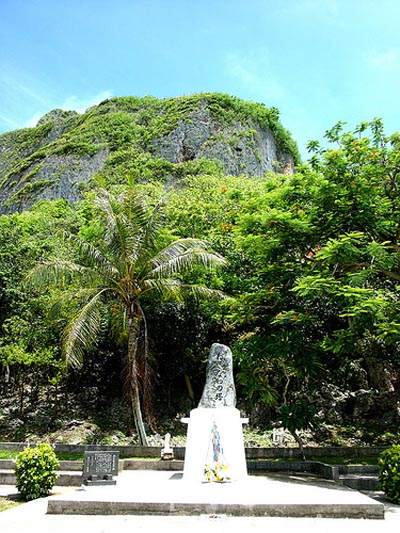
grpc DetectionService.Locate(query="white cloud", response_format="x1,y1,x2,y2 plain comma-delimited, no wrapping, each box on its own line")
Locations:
59,90,113,114
279,0,339,18
2,75,52,108
226,58,257,87
224,50,287,103
23,112,45,129
22,90,113,129
0,65,113,132
0,113,21,130
366,49,400,71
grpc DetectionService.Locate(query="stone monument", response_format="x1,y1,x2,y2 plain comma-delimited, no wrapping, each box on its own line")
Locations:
82,450,119,486
182,343,248,483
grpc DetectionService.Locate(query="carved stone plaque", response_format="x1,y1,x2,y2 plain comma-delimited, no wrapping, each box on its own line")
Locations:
82,450,119,485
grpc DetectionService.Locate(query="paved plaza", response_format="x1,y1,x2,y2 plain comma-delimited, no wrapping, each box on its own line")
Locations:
1,470,400,533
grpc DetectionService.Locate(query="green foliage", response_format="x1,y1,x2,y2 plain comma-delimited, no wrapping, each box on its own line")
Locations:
6,178,57,207
288,120,400,367
379,445,400,503
277,400,317,434
203,118,400,434
14,443,59,501
26,185,226,444
2,114,400,441
0,200,79,409
0,92,299,213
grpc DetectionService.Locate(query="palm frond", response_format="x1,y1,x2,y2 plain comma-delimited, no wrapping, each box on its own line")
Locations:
93,189,121,240
94,189,153,270
142,278,226,303
93,190,132,262
151,238,206,265
183,284,227,303
126,196,150,232
62,290,107,368
25,259,88,289
49,287,105,320
65,232,120,280
123,194,164,268
149,240,226,278
142,278,185,302
139,198,165,250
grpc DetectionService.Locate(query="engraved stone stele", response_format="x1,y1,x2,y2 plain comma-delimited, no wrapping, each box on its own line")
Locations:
198,343,236,408
182,343,248,483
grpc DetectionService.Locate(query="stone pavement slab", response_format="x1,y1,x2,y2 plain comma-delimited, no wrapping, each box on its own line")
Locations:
47,470,384,519
1,472,400,533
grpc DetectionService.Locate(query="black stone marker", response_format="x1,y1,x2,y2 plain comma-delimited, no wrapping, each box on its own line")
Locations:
82,450,120,486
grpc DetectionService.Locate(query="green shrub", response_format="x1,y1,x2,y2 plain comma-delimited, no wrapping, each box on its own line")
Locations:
378,444,400,503
14,443,59,501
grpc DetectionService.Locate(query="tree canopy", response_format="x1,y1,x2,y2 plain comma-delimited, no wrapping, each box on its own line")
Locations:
1,118,400,445
25,187,226,444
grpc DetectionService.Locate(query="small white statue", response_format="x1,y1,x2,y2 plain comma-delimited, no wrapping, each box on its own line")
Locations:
161,432,174,460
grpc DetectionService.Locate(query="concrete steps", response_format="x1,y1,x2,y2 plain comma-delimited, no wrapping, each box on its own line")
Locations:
0,459,84,486
338,465,379,490
0,469,83,486
339,474,379,490
0,459,186,487
0,456,384,518
0,458,381,490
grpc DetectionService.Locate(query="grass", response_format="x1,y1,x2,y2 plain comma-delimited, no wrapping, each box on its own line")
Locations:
307,456,379,465
0,496,21,512
55,452,83,461
247,456,379,465
0,450,83,461
124,456,161,461
0,451,18,460
0,448,381,465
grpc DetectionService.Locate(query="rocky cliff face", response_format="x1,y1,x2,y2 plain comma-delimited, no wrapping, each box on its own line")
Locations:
0,94,298,214
152,101,293,176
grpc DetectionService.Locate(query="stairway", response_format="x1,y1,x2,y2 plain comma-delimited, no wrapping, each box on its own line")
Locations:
338,465,379,491
0,459,83,486
0,458,381,491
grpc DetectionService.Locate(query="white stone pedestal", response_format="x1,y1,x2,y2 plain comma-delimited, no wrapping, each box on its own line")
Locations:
182,407,248,483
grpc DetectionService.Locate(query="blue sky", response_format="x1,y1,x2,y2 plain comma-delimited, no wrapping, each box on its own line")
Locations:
1,0,400,158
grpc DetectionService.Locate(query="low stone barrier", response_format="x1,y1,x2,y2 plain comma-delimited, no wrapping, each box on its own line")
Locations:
0,441,389,460
0,451,381,489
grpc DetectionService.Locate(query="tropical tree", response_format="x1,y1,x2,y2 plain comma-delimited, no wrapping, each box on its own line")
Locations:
225,118,400,439
0,200,79,422
26,187,226,445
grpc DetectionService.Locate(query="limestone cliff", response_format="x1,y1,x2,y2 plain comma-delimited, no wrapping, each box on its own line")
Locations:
0,94,299,214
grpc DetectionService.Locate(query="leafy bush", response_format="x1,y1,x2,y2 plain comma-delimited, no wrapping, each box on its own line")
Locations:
379,445,400,503
278,400,317,435
15,443,59,501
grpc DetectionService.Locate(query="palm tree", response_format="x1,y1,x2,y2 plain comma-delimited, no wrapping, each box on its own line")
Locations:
26,187,226,445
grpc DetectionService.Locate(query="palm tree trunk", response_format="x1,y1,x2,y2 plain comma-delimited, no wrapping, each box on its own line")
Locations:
127,315,148,446
139,306,157,432
131,372,148,446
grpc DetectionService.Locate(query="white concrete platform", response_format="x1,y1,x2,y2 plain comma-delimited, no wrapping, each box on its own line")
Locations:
3,476,400,533
46,470,384,519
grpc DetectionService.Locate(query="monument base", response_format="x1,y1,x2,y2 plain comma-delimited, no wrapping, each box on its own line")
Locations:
82,478,117,486
182,407,248,483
